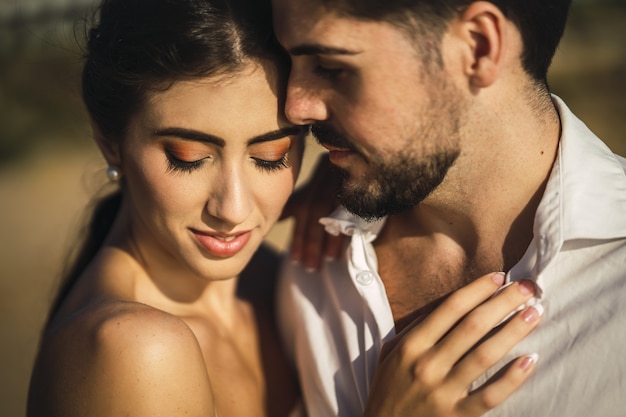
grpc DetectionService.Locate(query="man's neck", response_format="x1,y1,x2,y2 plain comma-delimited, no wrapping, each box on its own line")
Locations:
374,94,561,330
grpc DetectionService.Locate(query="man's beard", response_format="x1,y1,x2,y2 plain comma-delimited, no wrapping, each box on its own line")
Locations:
339,149,458,221
312,84,463,221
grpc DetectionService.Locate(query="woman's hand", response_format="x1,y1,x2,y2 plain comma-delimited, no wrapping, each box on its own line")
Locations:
281,153,345,270
364,272,542,417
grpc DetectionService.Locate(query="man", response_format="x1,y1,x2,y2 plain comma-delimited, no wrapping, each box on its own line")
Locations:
272,1,626,416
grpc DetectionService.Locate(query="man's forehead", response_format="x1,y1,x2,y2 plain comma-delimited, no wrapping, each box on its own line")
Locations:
272,0,331,34
271,0,325,13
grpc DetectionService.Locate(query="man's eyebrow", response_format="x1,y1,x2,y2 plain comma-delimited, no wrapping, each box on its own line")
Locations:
153,126,304,146
288,44,361,56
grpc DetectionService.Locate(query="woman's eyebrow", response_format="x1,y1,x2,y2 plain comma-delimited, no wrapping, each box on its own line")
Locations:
247,126,304,145
153,126,304,146
153,127,225,146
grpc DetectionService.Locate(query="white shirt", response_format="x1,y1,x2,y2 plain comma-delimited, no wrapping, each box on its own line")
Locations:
277,96,626,417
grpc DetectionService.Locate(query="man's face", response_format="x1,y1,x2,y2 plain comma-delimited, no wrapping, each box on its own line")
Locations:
273,0,465,219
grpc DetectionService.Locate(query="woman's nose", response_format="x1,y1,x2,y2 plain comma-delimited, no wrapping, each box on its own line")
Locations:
205,166,253,227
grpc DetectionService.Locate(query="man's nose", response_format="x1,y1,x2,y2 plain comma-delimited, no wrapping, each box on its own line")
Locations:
284,73,329,125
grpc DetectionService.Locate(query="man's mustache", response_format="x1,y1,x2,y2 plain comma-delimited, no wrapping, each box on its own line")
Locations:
311,123,356,151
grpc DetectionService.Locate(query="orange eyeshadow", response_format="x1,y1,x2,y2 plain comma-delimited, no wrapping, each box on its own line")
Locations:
251,137,292,160
165,143,209,161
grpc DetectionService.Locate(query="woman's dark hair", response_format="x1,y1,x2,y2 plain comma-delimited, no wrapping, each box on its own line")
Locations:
84,0,286,141
46,0,286,324
321,0,573,85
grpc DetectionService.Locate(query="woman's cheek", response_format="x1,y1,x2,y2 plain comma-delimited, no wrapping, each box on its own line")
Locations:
261,173,294,220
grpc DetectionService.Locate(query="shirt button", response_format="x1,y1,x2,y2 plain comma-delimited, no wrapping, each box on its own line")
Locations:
356,271,375,286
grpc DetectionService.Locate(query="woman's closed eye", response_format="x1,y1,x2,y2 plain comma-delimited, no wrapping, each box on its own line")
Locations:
166,151,290,174
162,136,294,174
251,153,290,172
164,145,212,174
250,138,292,172
166,153,207,173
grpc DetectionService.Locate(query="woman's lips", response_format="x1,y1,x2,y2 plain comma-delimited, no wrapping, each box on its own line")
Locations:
192,230,252,258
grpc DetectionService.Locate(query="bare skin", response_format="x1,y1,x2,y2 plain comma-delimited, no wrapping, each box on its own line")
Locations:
28,63,302,417
29,245,296,417
273,1,559,328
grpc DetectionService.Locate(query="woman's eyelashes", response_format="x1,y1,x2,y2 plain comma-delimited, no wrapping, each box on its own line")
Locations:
249,137,293,172
251,153,290,172
165,151,206,173
164,148,291,174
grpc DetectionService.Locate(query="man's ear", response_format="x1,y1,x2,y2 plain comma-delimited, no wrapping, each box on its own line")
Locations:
91,121,121,167
451,1,508,89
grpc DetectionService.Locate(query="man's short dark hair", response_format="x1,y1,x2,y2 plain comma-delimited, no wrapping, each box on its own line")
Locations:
320,0,573,84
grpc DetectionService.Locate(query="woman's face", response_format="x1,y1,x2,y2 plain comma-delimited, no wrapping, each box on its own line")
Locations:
117,62,304,281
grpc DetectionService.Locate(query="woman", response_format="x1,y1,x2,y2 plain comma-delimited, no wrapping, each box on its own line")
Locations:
27,0,540,416
29,0,302,415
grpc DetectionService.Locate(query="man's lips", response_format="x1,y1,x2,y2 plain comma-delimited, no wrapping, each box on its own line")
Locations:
191,229,252,258
321,144,350,152
321,144,356,165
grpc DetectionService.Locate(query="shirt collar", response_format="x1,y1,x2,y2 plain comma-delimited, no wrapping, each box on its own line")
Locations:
512,95,626,283
535,96,626,241
550,95,626,241
319,207,386,243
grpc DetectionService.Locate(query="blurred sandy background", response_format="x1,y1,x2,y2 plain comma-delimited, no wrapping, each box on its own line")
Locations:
1,1,625,415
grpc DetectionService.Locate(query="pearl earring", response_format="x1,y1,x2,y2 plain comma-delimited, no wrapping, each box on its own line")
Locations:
106,166,121,182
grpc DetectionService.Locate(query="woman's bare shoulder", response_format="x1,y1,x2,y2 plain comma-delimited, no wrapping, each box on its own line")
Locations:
28,300,215,417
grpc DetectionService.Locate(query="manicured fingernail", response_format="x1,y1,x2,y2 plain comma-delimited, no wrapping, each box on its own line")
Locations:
522,303,544,323
492,272,506,285
520,353,539,371
518,280,536,295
